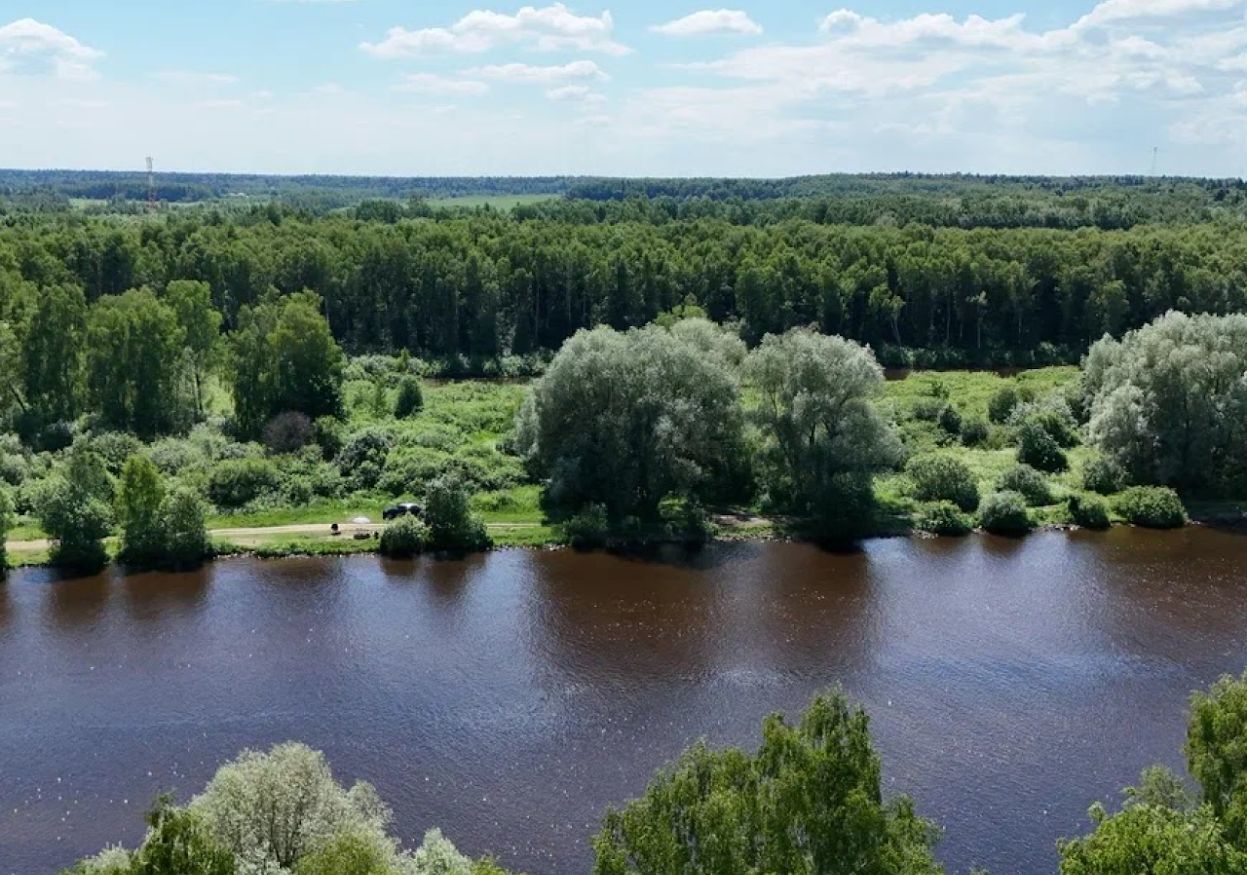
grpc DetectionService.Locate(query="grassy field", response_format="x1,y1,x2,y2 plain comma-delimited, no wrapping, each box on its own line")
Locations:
425,194,558,210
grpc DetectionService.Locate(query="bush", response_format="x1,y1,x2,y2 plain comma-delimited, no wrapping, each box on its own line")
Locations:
0,487,12,570
911,397,945,422
39,447,114,571
1083,455,1126,495
116,455,166,565
378,515,429,558
937,404,962,436
907,454,980,512
978,491,1033,535
1067,493,1111,530
917,501,973,536
563,503,609,549
1017,418,1068,472
159,487,211,566
998,464,1055,506
1114,486,1186,529
960,416,989,447
87,432,144,475
262,411,314,455
207,458,282,509
393,376,424,419
988,385,1023,423
336,428,392,490
424,473,491,551
313,416,345,461
1023,407,1080,448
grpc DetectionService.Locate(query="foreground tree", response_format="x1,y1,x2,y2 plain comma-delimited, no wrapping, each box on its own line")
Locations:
232,292,345,439
746,328,901,538
593,689,941,875
1188,670,1247,848
20,282,87,436
39,445,113,571
1084,312,1247,495
0,487,12,571
165,280,223,421
116,455,166,565
516,322,744,520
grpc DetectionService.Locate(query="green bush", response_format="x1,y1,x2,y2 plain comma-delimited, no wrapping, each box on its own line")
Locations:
998,464,1055,506
911,397,945,422
1067,493,1111,530
39,447,113,571
917,501,973,536
937,404,962,436
1083,455,1126,495
379,515,429,558
424,473,491,552
988,385,1024,423
159,488,211,566
1017,418,1068,472
960,416,989,447
1114,486,1186,529
0,487,13,570
1027,408,1080,448
978,491,1033,535
336,428,392,490
563,503,609,549
907,453,980,512
393,376,424,419
207,458,282,509
313,416,345,461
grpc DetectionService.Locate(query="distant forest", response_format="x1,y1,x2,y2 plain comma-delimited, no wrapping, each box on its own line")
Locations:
1,170,1245,369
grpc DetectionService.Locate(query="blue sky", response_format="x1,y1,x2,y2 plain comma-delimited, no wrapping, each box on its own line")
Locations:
0,0,1244,177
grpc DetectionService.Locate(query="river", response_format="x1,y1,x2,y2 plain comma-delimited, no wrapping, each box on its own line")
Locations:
2,528,1245,874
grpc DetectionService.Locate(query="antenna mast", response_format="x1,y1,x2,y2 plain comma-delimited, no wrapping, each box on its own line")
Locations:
146,156,156,210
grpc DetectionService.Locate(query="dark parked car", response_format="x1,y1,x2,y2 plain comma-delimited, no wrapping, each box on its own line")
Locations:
383,502,423,521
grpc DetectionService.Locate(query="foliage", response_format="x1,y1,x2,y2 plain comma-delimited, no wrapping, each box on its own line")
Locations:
379,516,429,559
263,411,315,454
38,445,114,570
1187,670,1247,848
988,386,1024,424
293,830,397,875
937,404,962,437
129,799,237,875
516,323,744,520
1067,494,1111,530
207,458,282,509
159,487,211,566
1085,312,1247,496
1082,455,1126,495
998,464,1055,507
917,501,973,536
592,689,941,875
959,416,989,447
116,455,167,565
1017,418,1069,473
424,473,490,551
1113,486,1187,529
747,328,901,539
907,454,980,512
19,283,86,434
563,504,609,549
394,376,425,419
978,491,1033,535
0,487,12,569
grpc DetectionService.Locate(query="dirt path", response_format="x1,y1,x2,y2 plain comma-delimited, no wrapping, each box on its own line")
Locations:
6,521,544,553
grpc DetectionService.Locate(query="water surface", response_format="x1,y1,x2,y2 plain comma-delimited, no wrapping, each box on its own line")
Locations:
2,528,1245,874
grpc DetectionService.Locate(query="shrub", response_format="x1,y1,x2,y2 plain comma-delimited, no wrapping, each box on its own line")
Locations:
39,447,114,571
379,515,429,558
960,416,989,447
917,501,973,536
336,428,392,490
313,416,345,461
563,503,609,549
1023,407,1080,448
1067,493,1111,530
978,491,1033,535
393,376,424,419
207,458,282,509
988,385,1023,423
998,464,1055,506
159,487,211,566
424,473,491,552
86,432,144,475
1083,455,1126,495
937,404,962,436
0,487,12,570
1017,418,1068,472
907,454,980,512
116,455,166,565
262,411,314,455
1114,486,1186,529
910,397,944,422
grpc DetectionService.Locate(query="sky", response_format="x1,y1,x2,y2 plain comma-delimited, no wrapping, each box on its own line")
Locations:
0,0,1243,178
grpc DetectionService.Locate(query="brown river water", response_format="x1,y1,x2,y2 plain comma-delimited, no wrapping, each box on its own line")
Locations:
2,528,1245,874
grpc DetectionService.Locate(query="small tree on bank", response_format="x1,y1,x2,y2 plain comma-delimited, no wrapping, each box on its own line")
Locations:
39,445,114,571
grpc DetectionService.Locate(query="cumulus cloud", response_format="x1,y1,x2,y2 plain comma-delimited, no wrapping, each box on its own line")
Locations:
1073,0,1243,29
545,84,605,103
395,73,490,95
0,18,102,80
651,10,763,37
465,60,608,82
360,4,629,58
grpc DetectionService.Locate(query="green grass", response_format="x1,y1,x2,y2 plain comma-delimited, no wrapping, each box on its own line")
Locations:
425,194,557,210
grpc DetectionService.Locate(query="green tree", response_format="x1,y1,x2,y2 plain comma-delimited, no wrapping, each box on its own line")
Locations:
130,799,236,875
424,473,490,552
393,376,424,419
21,283,86,434
746,328,901,538
593,690,942,875
39,445,113,570
87,289,189,438
1188,671,1247,848
116,455,166,565
158,487,211,567
166,280,223,420
0,487,13,571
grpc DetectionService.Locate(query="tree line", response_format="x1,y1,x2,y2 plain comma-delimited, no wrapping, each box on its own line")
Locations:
2,209,1245,378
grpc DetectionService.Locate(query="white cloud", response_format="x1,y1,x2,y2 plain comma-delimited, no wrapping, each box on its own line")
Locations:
152,70,239,86
651,10,762,37
0,18,102,80
545,84,605,103
396,72,490,95
361,4,629,58
465,60,608,82
1074,0,1243,29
